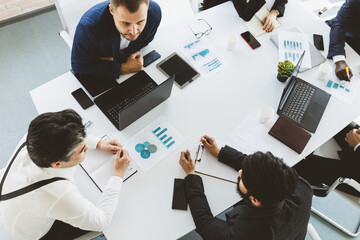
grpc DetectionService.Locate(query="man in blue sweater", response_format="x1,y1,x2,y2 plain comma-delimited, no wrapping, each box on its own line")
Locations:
71,0,161,79
326,0,360,81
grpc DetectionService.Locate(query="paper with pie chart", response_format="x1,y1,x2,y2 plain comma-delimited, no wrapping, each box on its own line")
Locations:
124,116,185,173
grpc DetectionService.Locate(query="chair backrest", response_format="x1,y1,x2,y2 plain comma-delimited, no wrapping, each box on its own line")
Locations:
54,0,104,39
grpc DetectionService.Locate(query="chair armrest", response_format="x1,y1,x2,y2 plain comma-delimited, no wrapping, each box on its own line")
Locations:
59,30,72,50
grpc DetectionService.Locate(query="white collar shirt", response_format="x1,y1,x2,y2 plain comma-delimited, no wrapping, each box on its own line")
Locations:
120,34,130,51
0,135,123,240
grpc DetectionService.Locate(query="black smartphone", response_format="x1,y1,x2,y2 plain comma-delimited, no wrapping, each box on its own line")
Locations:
240,31,261,49
172,178,187,210
71,88,94,109
313,34,324,51
143,50,161,67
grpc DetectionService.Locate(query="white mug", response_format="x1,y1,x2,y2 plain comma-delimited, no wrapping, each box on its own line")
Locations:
259,106,274,123
226,33,238,50
317,62,332,80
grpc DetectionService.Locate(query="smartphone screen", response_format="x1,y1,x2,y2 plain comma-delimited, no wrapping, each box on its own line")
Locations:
313,34,324,51
143,50,161,67
71,88,94,109
240,31,261,49
172,178,187,210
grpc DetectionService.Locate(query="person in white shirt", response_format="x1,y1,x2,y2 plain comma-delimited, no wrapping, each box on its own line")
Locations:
0,109,130,240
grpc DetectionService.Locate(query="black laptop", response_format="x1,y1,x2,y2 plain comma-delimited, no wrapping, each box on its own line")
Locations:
94,70,175,130
277,51,331,133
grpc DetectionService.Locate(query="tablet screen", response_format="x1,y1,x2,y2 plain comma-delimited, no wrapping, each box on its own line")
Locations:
157,53,199,87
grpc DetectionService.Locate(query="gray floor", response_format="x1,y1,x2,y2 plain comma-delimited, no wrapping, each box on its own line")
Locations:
0,9,359,240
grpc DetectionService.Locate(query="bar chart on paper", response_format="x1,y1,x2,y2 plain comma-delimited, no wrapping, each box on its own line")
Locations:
322,74,360,105
125,116,185,172
152,127,176,149
181,38,226,78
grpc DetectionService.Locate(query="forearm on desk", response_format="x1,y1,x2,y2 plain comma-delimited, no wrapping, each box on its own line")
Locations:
271,0,288,17
232,0,266,21
218,145,247,171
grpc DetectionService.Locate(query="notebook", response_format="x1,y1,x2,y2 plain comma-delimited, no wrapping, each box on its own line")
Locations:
80,135,138,192
191,143,238,183
94,71,175,130
269,116,311,154
245,8,282,37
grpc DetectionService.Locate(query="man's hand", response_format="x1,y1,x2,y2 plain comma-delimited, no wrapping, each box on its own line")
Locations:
262,10,278,33
114,149,131,178
335,60,353,81
345,128,360,148
179,150,195,175
201,135,220,157
97,139,122,154
120,50,143,74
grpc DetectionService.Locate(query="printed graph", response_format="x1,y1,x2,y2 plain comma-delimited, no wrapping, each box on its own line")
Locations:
152,127,176,149
326,80,350,93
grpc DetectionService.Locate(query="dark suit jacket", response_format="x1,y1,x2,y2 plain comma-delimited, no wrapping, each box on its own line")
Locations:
203,0,287,21
327,0,360,58
71,0,161,78
184,146,312,240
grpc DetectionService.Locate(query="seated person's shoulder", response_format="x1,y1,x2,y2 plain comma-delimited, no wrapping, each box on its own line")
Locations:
148,0,162,18
79,1,111,28
293,177,313,202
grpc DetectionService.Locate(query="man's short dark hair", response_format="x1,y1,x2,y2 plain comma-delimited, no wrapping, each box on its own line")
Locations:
26,109,86,168
242,152,298,206
111,0,149,13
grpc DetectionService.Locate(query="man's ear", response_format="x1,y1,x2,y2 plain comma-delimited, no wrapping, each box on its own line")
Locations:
50,161,62,168
249,196,262,207
109,4,114,15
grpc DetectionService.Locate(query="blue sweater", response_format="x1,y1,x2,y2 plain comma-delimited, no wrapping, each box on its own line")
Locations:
71,1,161,78
327,0,360,58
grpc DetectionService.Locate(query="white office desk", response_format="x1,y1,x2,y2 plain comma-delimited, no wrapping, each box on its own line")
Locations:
30,0,360,239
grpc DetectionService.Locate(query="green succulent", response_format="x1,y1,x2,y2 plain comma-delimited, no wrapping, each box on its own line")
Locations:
277,60,295,77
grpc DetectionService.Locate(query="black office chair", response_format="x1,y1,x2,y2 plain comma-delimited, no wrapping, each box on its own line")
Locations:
311,177,360,237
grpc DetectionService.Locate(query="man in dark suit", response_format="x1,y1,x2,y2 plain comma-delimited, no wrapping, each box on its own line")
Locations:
71,0,161,79
326,0,360,81
179,135,312,240
294,123,360,197
203,0,287,32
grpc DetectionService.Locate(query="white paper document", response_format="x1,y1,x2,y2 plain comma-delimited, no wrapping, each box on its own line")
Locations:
245,8,282,37
124,116,185,173
322,72,360,105
278,30,311,69
229,114,299,160
81,147,137,191
180,38,227,78
191,142,238,183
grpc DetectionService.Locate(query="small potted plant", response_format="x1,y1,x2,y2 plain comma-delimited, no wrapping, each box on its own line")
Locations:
277,60,295,82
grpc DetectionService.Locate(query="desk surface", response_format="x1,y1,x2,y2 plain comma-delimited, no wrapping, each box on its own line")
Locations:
30,0,360,239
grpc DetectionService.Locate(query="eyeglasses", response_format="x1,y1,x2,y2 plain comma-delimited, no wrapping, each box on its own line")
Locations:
188,19,212,39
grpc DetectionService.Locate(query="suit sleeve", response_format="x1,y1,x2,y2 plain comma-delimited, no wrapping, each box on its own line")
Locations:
271,0,288,17
184,174,242,240
327,0,356,59
217,145,247,171
71,23,122,79
231,0,266,21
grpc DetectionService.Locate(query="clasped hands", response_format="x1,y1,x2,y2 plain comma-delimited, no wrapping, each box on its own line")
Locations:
97,139,130,178
179,135,220,175
345,128,360,148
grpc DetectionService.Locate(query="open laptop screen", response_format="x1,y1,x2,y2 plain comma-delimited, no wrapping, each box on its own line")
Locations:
279,51,305,111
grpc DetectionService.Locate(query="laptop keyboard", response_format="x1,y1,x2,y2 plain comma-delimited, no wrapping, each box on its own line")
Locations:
106,82,156,123
283,82,315,123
